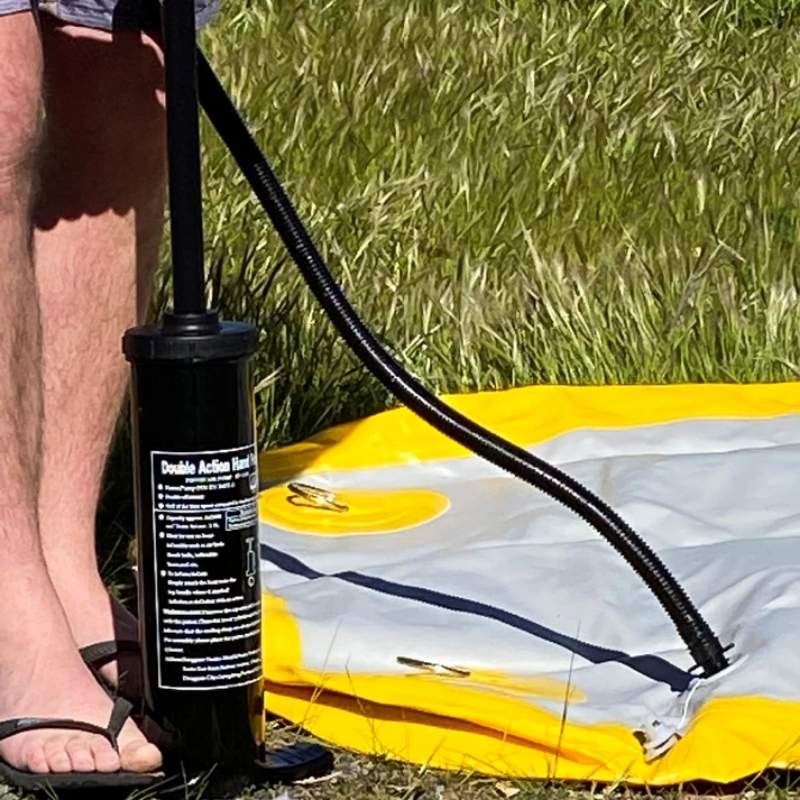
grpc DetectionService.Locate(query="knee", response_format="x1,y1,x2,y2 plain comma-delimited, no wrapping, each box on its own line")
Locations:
32,21,164,227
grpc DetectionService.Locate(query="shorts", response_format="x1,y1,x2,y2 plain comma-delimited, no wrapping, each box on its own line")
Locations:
0,0,219,30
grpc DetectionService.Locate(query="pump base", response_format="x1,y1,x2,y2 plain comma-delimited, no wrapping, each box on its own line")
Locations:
158,742,334,799
254,741,335,783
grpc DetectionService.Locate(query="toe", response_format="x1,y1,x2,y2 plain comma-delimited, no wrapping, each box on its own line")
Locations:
65,736,96,772
119,740,162,773
89,739,121,773
117,717,162,773
23,743,50,774
43,735,73,773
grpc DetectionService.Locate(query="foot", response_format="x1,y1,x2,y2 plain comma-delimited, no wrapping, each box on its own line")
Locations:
49,569,141,694
0,573,161,775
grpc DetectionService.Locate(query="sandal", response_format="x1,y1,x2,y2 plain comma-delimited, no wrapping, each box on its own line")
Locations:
0,696,164,792
79,641,334,788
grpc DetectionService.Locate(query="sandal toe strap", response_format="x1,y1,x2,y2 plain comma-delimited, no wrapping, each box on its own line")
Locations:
106,697,135,748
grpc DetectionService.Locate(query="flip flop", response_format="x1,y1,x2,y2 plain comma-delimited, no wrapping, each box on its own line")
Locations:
81,640,184,762
80,641,335,788
0,696,164,792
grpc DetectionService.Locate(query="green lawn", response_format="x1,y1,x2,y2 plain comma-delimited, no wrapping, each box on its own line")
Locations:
77,0,800,797
197,0,800,455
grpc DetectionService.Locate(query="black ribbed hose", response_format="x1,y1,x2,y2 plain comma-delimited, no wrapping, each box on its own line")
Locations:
196,51,729,678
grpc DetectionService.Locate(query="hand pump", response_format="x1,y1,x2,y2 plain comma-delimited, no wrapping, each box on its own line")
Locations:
122,1,331,794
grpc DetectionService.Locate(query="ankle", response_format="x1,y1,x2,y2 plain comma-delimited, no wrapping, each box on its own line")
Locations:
53,577,138,647
0,553,59,618
0,574,78,685
37,511,98,575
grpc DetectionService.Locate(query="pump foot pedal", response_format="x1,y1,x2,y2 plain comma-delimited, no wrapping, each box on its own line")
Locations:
254,741,335,782
156,742,335,798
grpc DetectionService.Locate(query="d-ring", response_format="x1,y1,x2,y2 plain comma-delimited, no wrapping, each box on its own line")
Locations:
286,482,349,513
396,656,471,677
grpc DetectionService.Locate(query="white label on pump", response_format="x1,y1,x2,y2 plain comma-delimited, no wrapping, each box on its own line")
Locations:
150,444,262,691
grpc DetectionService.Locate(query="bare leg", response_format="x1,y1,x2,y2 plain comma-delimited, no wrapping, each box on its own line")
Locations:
34,17,166,672
0,11,161,775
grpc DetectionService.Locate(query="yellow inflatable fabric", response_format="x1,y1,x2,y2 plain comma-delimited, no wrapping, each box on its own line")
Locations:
257,383,800,784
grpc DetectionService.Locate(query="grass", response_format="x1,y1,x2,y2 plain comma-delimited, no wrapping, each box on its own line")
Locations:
11,0,800,798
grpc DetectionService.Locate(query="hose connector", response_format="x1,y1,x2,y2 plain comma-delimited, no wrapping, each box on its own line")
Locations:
690,636,730,678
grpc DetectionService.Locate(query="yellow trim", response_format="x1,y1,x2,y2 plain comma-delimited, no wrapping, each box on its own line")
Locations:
260,383,800,482
258,485,450,535
267,686,800,783
262,593,800,784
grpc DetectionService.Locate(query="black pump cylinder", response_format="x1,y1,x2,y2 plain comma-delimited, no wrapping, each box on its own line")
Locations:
123,321,264,786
